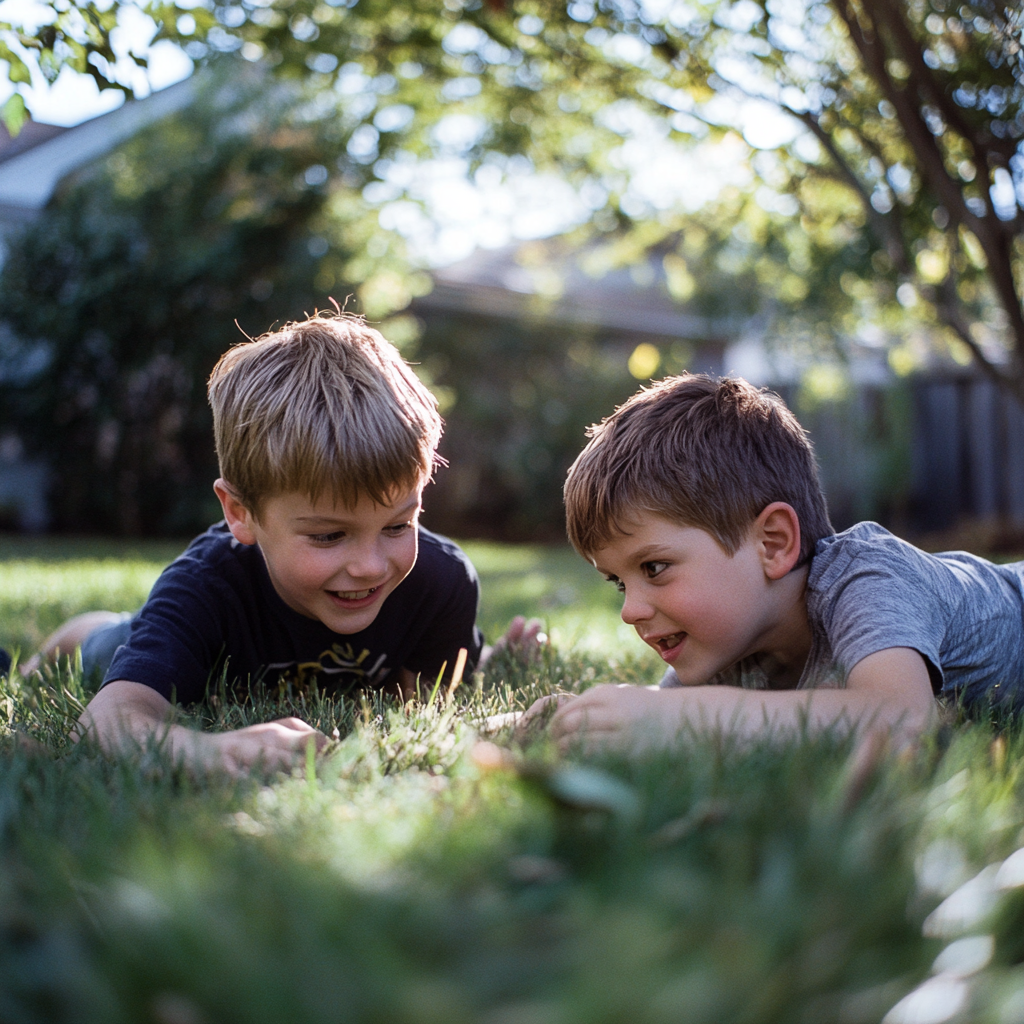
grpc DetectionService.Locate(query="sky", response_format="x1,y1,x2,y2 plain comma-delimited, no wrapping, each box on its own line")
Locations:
0,0,193,124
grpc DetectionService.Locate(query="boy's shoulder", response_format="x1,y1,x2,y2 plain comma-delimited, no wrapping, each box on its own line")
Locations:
813,520,903,556
807,519,1024,641
414,525,478,579
810,521,1015,585
809,522,930,588
168,520,262,588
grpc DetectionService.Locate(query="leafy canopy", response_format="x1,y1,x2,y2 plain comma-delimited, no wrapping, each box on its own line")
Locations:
2,0,1023,391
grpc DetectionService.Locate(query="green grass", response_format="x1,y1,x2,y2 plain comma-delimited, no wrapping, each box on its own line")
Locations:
3,537,1024,1023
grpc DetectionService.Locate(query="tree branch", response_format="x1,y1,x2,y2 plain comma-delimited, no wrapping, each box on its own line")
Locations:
835,0,1024,378
835,0,987,236
788,106,911,275
931,270,1021,400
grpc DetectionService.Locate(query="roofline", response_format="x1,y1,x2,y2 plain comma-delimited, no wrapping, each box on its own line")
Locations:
413,281,745,343
0,77,197,211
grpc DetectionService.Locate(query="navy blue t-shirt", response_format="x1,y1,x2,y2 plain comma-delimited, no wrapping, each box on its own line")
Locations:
104,522,483,704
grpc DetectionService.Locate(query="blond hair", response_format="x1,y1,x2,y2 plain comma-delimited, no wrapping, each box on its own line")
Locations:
208,312,442,513
564,374,833,562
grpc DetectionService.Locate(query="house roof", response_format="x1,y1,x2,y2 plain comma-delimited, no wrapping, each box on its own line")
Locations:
0,77,196,213
0,120,68,166
415,244,746,344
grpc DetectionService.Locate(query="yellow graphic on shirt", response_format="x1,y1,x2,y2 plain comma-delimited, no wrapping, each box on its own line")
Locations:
263,643,390,696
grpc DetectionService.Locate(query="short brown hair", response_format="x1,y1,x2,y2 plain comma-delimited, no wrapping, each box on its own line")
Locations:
208,312,442,513
564,374,833,562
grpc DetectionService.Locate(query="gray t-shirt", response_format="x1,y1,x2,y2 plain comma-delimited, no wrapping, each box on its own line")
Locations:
661,522,1024,708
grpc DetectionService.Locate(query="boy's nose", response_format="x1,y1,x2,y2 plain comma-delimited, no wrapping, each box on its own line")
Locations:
341,542,388,582
620,589,653,626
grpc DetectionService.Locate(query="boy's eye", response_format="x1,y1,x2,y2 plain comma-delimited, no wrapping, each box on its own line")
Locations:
384,521,414,536
310,531,345,544
603,574,626,593
643,561,670,579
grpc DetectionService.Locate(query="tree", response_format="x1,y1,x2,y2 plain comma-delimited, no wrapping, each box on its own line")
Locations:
4,1,1023,393
671,0,1024,397
6,1,1020,393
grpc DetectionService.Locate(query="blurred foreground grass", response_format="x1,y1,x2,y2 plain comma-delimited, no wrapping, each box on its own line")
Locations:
4,537,1024,1023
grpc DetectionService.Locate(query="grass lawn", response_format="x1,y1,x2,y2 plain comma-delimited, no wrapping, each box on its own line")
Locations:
2,535,1024,1023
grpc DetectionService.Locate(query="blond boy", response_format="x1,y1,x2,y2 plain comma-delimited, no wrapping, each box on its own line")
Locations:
75,313,510,773
541,374,974,751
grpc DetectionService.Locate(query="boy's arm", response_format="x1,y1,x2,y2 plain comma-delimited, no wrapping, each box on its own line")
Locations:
548,647,936,752
75,680,327,775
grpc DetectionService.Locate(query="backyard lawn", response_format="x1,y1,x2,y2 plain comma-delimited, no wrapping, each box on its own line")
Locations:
2,535,1024,1023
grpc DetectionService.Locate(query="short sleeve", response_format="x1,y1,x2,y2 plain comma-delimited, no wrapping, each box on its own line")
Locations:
809,526,947,689
105,553,230,703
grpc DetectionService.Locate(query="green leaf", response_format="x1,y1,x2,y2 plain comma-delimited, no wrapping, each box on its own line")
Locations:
1,92,27,136
0,42,32,84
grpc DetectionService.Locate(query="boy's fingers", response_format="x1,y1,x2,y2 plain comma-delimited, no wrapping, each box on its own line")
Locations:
550,693,625,740
522,693,559,718
209,720,329,774
504,615,526,643
271,717,330,750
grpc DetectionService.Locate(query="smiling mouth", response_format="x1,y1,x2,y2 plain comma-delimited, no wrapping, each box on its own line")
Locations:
332,586,380,601
651,631,686,652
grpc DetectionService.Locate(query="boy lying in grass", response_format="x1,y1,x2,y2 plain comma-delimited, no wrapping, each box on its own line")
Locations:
530,373,1022,752
55,312,537,773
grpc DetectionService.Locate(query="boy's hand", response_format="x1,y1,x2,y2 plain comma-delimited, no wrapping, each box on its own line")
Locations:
76,680,329,777
549,684,669,754
482,691,573,738
480,616,548,668
197,719,328,777
548,650,936,754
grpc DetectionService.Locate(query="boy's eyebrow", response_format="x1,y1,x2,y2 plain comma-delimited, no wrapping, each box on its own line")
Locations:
631,544,672,561
385,498,422,520
593,543,672,574
294,497,421,526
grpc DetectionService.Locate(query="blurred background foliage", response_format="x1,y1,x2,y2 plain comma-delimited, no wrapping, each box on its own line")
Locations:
414,308,719,539
0,65,409,534
0,0,1021,537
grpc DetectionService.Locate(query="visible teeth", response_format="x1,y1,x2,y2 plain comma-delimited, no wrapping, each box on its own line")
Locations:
337,587,377,600
656,632,685,650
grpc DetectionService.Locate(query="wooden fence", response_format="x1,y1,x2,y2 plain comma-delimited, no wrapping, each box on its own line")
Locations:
908,373,1024,533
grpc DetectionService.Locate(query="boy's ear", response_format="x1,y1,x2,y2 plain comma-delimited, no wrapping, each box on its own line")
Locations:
753,502,802,580
213,478,258,546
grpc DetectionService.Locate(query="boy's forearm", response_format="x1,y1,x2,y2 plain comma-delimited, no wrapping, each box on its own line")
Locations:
669,685,935,740
550,678,936,752
75,679,328,774
74,679,184,754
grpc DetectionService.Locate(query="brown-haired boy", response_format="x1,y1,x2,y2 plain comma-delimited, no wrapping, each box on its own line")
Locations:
73,313,536,773
535,371,1019,751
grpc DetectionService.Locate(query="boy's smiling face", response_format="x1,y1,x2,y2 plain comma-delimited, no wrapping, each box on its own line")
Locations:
593,510,808,686
216,480,422,635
